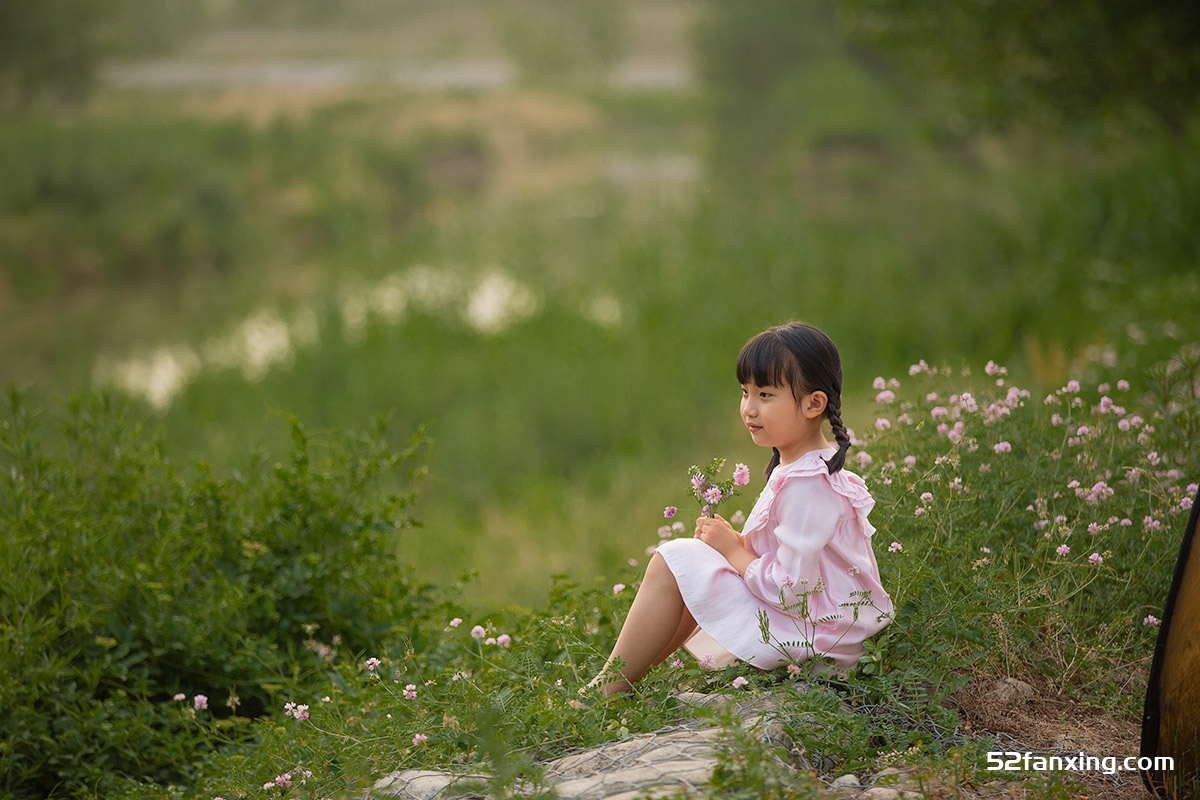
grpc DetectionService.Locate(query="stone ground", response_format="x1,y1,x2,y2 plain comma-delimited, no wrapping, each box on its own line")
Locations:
367,674,1153,800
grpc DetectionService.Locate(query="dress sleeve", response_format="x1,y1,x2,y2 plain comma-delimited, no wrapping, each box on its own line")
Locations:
741,477,842,608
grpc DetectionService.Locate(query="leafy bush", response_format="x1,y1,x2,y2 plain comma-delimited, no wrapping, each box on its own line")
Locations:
0,391,433,799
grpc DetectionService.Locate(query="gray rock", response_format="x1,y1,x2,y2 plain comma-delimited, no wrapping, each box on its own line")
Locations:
368,687,841,800
830,773,861,789
371,769,489,800
857,788,901,800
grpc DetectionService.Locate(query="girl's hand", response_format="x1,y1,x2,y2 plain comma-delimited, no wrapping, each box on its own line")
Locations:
694,514,741,556
695,514,757,576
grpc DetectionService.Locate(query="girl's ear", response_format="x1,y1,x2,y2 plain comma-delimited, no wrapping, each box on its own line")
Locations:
802,391,828,419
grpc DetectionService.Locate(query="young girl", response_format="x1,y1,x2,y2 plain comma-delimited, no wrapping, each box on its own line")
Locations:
588,322,892,697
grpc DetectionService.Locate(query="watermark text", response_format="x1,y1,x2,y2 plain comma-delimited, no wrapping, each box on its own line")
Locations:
986,751,1174,776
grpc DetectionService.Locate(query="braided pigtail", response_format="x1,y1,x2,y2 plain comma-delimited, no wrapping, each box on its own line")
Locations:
824,401,851,474
765,447,781,479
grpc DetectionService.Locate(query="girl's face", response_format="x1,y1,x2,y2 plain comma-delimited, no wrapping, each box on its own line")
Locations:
740,381,827,463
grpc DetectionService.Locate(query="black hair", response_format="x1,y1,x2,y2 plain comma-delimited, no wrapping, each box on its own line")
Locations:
735,322,851,477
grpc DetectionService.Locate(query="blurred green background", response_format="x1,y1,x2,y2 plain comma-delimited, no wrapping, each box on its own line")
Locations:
3,0,1198,607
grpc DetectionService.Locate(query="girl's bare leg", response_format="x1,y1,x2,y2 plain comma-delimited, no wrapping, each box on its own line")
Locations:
590,553,689,697
651,608,697,668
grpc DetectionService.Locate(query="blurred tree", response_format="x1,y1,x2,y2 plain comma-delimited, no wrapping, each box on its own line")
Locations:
839,0,1200,130
0,0,105,107
693,0,863,188
0,0,210,110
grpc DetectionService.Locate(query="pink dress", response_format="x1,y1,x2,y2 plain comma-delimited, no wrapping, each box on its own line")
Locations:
656,448,892,671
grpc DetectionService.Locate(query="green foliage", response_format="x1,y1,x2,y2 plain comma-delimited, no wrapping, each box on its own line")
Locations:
4,335,1197,798
0,0,209,109
0,0,105,108
839,0,1200,130
0,391,432,799
859,351,1193,702
124,571,706,799
0,112,433,302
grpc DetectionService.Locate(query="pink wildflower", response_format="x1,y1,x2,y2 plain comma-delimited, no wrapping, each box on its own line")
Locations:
413,733,428,745
1056,544,1070,557
1144,615,1160,627
875,390,895,404
875,418,891,432
1089,553,1103,566
993,441,1012,453
613,583,626,594
496,634,512,647
470,625,486,639
283,702,310,721
732,676,749,689
664,506,677,518
193,695,208,711
888,541,903,553
403,684,417,700
449,617,462,627
733,463,751,486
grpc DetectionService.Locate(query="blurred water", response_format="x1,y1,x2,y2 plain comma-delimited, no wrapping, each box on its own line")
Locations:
104,59,688,90
94,268,619,409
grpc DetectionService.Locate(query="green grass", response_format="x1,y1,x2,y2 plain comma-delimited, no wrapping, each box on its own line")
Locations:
5,345,1192,798
4,65,1199,611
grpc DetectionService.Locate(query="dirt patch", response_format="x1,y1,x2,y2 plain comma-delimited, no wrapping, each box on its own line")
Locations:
951,673,1154,799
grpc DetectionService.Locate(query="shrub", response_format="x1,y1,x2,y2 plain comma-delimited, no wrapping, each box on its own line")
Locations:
858,352,1194,702
0,391,432,799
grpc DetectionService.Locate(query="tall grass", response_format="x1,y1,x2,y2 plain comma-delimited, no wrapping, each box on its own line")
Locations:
3,93,1198,608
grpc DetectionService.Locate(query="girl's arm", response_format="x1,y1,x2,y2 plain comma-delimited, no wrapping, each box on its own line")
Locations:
694,515,756,576
742,479,841,605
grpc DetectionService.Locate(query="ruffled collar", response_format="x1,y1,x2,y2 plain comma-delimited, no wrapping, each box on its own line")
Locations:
747,448,876,537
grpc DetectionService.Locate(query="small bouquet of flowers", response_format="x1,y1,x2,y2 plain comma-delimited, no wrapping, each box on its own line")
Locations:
664,457,751,520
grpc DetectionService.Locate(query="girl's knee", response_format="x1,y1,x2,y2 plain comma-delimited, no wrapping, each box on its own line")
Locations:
646,552,679,587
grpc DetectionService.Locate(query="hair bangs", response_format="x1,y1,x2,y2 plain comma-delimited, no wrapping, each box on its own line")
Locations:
736,330,800,394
